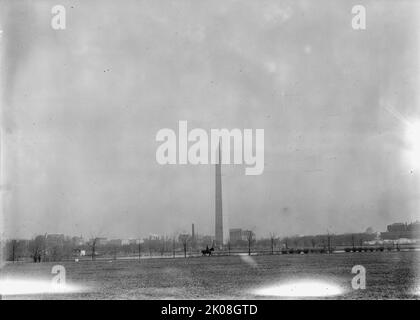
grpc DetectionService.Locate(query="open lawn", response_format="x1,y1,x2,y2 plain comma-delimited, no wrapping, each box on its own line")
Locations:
1,251,419,299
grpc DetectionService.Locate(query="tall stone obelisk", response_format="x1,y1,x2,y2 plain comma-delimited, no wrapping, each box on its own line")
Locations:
215,141,223,248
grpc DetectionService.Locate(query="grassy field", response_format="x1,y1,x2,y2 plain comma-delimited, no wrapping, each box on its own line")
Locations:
1,251,419,299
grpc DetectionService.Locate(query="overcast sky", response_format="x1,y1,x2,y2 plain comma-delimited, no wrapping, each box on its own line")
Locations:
1,0,419,239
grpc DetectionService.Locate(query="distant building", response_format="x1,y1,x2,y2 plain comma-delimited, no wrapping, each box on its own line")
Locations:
109,239,123,246
149,234,160,241
242,230,255,241
108,239,130,246
407,221,420,231
229,229,255,243
387,223,407,232
71,236,85,246
381,221,420,240
229,229,243,242
93,237,108,246
121,239,130,246
46,234,64,241
129,239,142,245
46,234,65,246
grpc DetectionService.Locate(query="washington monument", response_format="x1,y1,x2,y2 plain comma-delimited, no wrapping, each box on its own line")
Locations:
215,141,223,247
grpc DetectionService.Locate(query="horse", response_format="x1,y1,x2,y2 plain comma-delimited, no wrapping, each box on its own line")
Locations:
201,246,214,256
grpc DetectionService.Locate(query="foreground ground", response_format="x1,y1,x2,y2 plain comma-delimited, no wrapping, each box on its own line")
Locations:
0,251,419,299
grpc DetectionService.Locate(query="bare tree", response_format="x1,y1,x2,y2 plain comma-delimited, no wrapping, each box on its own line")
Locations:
246,231,254,256
293,237,299,249
327,233,331,253
29,235,46,263
321,238,326,251
160,237,166,256
172,238,176,258
269,233,276,255
112,244,118,261
182,239,187,258
179,235,189,258
9,240,18,262
87,227,105,261
326,233,334,253
89,238,98,261
138,240,141,260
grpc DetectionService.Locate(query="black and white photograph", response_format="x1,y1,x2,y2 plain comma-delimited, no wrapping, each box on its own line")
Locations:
0,0,419,305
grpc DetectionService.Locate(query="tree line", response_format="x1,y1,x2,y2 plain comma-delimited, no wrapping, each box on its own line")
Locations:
2,232,381,262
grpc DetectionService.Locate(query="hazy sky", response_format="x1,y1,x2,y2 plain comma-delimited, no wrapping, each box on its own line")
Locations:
1,0,419,239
